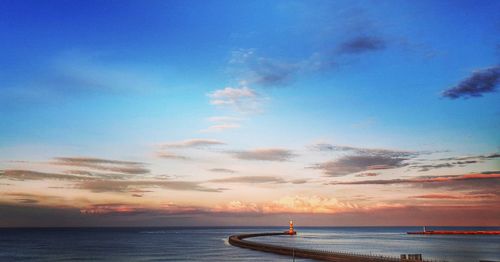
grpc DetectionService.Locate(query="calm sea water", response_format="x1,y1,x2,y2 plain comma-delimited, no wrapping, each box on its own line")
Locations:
0,227,498,262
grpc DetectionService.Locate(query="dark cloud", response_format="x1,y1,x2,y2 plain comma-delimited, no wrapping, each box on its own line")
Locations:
77,179,222,193
208,176,286,184
311,143,418,158
54,157,142,165
338,35,386,54
52,157,149,175
16,198,39,204
409,153,500,171
248,58,298,86
156,152,189,160
442,66,500,99
208,168,236,174
440,153,500,161
229,148,296,161
410,193,497,200
291,179,308,184
0,169,96,181
355,173,379,177
410,159,483,172
411,163,454,172
2,192,64,205
312,155,408,177
64,170,130,180
330,173,500,192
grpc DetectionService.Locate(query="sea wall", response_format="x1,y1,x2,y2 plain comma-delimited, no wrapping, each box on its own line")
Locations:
228,232,440,262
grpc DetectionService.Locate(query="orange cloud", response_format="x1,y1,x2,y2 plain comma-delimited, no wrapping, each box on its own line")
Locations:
213,195,358,214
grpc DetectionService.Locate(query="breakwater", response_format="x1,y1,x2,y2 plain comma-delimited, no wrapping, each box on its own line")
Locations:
407,230,500,235
228,232,442,262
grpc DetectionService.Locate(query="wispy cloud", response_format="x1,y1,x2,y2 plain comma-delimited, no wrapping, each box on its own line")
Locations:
229,49,299,87
207,86,264,113
52,157,149,175
311,143,418,158
410,193,497,200
442,66,500,99
208,176,286,184
355,172,379,177
338,35,386,54
162,139,225,148
200,116,242,133
2,51,163,105
156,151,189,160
310,144,417,176
228,148,296,161
409,152,500,171
78,179,222,193
0,169,96,181
208,168,236,174
199,123,241,133
312,155,408,177
207,116,241,122
330,172,500,188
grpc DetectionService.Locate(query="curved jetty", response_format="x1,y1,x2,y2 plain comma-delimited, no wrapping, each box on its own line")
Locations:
228,232,436,262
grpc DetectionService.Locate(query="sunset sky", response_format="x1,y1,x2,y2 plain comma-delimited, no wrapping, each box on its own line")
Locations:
1,0,499,227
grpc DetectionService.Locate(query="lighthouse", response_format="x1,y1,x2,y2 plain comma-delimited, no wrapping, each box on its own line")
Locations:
287,220,297,235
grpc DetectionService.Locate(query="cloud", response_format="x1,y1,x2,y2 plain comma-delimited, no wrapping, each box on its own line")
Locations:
312,155,408,177
247,58,298,86
52,157,149,175
229,49,299,87
409,152,500,171
338,35,386,54
229,148,297,161
410,193,497,200
330,172,500,190
208,168,236,174
200,116,242,133
16,198,40,204
156,151,189,160
355,173,379,177
199,123,241,133
0,169,96,181
442,66,500,99
207,116,241,122
212,195,358,214
78,179,223,193
162,139,225,148
209,176,287,184
310,143,418,158
207,86,264,113
411,163,454,172
1,51,163,105
439,153,500,161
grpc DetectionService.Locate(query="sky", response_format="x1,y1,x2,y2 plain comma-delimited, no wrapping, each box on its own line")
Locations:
0,0,499,227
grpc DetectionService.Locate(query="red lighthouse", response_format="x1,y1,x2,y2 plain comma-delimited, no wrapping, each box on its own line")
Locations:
287,220,297,235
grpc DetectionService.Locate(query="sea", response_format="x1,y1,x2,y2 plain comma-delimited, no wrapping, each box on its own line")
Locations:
0,227,498,261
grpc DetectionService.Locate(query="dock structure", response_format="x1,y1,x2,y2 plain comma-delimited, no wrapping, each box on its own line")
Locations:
228,232,435,261
228,223,444,262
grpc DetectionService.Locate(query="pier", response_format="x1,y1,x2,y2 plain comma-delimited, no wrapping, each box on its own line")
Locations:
228,223,442,262
407,226,500,235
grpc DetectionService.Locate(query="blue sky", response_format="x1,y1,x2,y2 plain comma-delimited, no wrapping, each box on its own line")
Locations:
0,0,499,226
